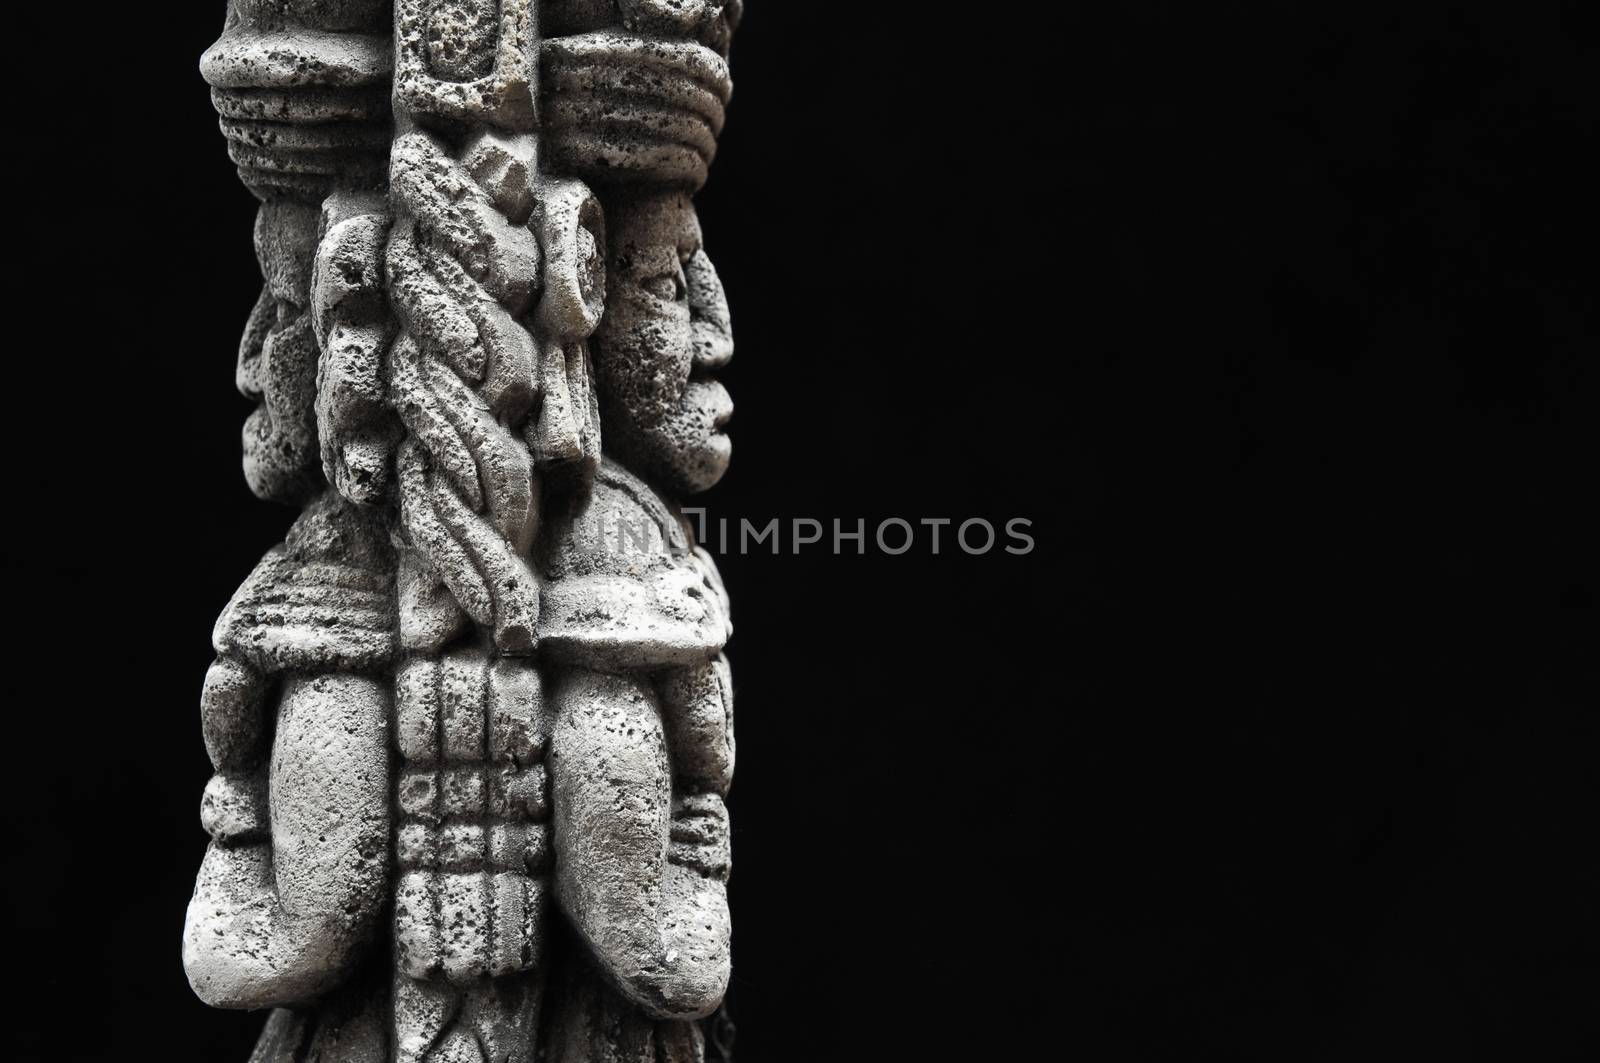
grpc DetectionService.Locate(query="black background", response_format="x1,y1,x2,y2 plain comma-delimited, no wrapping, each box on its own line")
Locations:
6,3,1596,1060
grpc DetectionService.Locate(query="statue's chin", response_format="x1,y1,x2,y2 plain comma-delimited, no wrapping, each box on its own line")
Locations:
626,428,731,498
679,432,733,495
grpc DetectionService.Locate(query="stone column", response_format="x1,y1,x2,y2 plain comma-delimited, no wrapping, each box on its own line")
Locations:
183,4,744,1061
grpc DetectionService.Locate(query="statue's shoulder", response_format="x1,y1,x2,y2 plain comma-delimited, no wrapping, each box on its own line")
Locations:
213,491,398,672
537,458,730,670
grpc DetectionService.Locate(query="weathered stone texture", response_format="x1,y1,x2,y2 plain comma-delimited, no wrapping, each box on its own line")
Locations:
184,4,745,1060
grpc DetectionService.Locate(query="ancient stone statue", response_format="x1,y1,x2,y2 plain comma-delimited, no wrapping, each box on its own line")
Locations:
183,4,743,1060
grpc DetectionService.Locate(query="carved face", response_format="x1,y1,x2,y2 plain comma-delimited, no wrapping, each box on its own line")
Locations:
593,192,734,494
236,202,322,504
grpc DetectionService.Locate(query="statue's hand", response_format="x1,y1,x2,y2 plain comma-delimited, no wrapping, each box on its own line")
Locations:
657,654,734,796
669,791,730,881
199,772,268,847
196,656,272,848
200,655,271,775
657,655,734,882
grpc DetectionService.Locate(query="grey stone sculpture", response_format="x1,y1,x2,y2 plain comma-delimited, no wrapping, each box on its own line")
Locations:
183,4,743,1060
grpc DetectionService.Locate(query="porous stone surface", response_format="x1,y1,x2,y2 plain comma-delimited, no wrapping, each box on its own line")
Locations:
183,4,744,1060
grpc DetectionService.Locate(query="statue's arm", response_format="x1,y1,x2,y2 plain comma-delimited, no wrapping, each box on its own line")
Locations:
183,663,392,1009
550,661,734,1020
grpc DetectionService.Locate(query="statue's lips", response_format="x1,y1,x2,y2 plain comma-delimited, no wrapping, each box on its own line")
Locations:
685,379,734,432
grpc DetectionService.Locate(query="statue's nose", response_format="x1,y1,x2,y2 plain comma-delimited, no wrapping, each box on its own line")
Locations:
686,250,733,371
234,287,274,401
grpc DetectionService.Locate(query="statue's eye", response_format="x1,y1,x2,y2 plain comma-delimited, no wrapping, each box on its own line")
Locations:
642,271,686,302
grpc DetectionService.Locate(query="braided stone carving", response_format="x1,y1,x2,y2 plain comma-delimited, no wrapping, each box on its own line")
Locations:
183,4,743,1061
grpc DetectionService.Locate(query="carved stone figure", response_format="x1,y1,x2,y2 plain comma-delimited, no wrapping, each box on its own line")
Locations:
183,4,744,1060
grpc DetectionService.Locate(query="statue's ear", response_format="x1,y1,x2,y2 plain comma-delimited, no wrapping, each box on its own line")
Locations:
536,179,608,341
